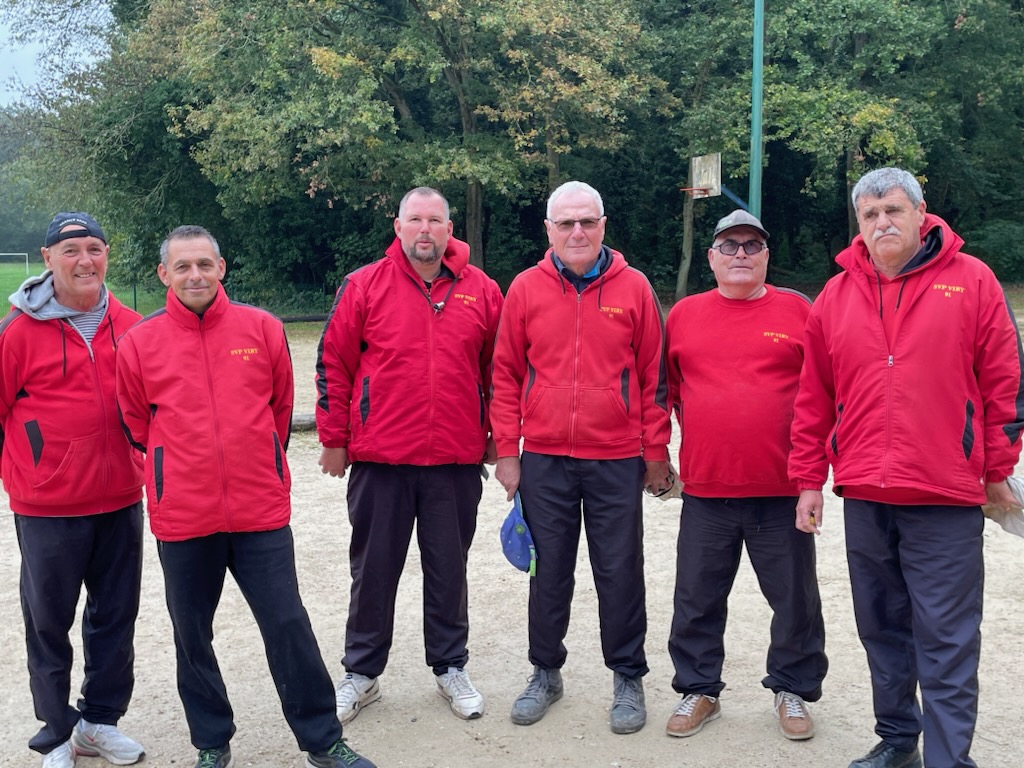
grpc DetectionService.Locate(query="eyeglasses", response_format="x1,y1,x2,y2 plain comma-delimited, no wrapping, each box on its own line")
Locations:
714,239,766,256
548,217,603,234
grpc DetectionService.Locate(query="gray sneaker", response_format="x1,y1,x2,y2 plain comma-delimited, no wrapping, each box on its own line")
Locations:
511,666,563,725
610,672,646,734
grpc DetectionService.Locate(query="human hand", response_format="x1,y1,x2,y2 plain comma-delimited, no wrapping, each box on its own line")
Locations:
796,489,823,534
319,446,349,478
643,460,675,497
495,456,521,501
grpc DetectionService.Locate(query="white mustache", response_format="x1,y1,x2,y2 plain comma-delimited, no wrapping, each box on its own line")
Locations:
873,226,899,241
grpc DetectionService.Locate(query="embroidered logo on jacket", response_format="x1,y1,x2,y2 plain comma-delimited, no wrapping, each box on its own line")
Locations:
230,347,261,361
600,306,624,316
933,283,965,298
762,331,791,344
454,293,477,305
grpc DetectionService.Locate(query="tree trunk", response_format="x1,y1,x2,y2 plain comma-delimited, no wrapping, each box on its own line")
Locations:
466,178,484,269
675,190,695,301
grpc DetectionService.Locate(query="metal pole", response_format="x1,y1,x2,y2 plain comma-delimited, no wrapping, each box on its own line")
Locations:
749,0,765,218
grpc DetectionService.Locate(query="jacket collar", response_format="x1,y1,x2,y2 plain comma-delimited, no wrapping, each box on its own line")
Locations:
164,282,229,328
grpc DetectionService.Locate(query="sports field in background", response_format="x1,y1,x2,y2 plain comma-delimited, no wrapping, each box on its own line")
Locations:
0,262,165,315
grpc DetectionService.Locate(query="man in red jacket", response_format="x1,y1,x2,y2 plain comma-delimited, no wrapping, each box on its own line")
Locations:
316,188,503,725
663,210,827,742
790,167,1024,768
116,226,374,768
1,212,145,768
491,181,673,734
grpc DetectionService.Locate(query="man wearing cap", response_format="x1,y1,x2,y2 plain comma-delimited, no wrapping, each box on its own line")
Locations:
116,225,375,768
316,188,503,724
790,167,1024,768
662,210,827,742
491,180,673,734
0,213,146,768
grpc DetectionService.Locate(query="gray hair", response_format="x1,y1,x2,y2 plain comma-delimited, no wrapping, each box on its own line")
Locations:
547,181,604,219
851,167,923,209
398,187,450,221
159,225,221,266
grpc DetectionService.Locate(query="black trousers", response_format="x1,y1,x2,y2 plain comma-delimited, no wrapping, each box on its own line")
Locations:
157,526,340,752
343,462,482,677
668,494,827,700
845,500,984,768
519,452,648,678
15,503,144,754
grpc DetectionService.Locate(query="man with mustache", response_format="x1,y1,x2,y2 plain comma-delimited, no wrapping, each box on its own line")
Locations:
789,167,1024,768
317,187,503,725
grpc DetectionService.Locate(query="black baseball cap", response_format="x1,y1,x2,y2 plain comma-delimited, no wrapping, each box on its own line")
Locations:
45,212,107,247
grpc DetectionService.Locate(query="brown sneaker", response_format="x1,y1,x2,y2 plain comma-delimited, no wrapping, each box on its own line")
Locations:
666,693,720,737
774,691,815,740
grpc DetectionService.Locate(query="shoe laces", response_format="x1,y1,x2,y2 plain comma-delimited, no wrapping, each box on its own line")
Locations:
521,670,551,701
336,674,369,706
674,693,711,716
613,675,642,710
441,668,476,699
197,748,225,768
777,692,808,719
326,738,362,766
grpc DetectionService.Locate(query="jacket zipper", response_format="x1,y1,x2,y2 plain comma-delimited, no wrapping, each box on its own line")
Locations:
199,318,233,525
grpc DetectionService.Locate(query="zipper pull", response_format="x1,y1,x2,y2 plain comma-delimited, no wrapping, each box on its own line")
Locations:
888,355,894,367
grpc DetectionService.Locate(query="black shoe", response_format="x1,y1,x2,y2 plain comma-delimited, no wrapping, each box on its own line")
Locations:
196,745,233,768
306,738,377,768
849,741,922,768
511,666,564,725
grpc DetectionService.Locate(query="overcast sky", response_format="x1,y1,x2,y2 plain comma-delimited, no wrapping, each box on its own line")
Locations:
1,20,44,105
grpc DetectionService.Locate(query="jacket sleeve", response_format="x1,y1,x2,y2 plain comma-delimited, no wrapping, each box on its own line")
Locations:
633,279,671,462
788,303,834,489
489,279,528,458
665,304,683,439
479,278,504,438
315,277,365,448
0,315,21,472
974,277,1024,482
115,334,150,453
269,319,295,452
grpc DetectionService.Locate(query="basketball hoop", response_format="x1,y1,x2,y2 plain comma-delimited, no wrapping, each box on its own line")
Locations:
679,187,710,199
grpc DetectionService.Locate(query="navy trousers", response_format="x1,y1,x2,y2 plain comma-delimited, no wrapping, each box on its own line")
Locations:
668,494,828,700
518,452,648,678
845,500,984,768
343,462,482,677
15,503,144,754
157,526,340,753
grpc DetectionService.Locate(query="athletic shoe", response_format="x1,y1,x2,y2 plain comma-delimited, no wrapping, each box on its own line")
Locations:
194,746,233,768
435,667,485,719
774,691,815,740
335,673,381,724
848,741,922,768
306,738,377,768
41,740,75,768
71,720,145,765
610,672,646,734
510,666,563,725
665,693,720,737
194,745,233,768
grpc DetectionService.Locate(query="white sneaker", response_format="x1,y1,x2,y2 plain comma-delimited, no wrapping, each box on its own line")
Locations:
41,740,75,768
71,720,145,765
335,672,381,724
435,667,485,720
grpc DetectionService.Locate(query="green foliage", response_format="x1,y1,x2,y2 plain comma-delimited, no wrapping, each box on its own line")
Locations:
965,220,1024,282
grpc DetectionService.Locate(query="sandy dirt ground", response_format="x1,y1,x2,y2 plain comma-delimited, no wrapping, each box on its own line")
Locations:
2,336,1022,768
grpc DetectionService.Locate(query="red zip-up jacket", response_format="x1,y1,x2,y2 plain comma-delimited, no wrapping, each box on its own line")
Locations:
789,214,1024,505
116,285,293,541
0,295,144,516
316,236,503,465
491,248,671,461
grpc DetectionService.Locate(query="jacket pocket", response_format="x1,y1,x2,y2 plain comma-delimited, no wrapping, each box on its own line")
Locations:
273,433,284,481
576,387,630,444
153,446,164,502
522,386,571,444
962,399,976,460
359,376,370,424
828,403,844,460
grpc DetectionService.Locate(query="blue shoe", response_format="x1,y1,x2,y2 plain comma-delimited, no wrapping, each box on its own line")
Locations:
306,738,376,768
195,745,233,768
